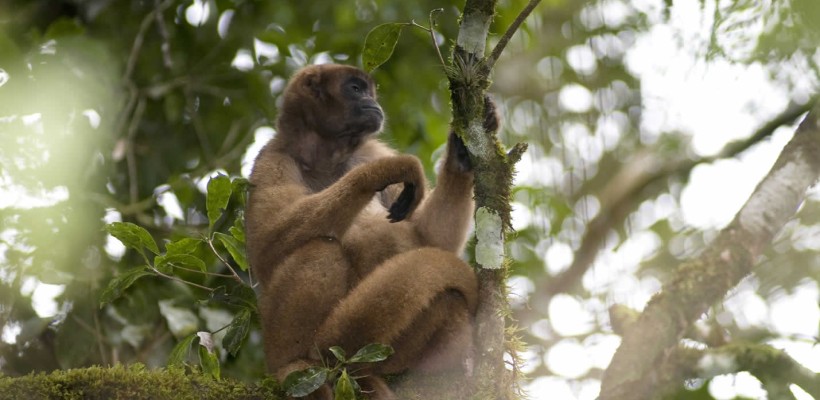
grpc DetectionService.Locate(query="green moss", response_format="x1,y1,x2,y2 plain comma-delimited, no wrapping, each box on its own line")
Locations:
0,364,282,400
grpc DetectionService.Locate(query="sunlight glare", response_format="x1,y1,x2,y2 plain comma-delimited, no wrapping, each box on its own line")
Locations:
217,9,234,38
709,372,765,400
558,83,593,113
769,281,820,337
31,282,65,317
549,294,595,336
185,0,210,26
1,322,21,344
545,339,591,378
241,126,276,178
103,209,125,260
544,241,573,274
526,377,575,400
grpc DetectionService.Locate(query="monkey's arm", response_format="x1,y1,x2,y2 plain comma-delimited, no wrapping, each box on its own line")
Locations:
249,153,426,256
410,97,499,252
410,134,475,252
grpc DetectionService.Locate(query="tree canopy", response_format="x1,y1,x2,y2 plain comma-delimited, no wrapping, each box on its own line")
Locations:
1,0,818,399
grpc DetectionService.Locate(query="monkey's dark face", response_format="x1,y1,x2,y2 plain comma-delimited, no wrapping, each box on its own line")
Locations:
336,75,384,140
277,64,385,152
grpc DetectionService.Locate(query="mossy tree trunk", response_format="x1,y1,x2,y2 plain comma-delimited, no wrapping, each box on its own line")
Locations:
446,0,534,397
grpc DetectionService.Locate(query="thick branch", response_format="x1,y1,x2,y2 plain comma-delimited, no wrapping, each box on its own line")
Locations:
546,99,815,298
600,101,820,399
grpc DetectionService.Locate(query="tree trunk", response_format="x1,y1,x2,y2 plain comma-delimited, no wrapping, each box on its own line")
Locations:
600,101,820,399
448,0,530,398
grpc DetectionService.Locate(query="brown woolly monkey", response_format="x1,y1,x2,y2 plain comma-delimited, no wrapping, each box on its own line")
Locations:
246,64,498,399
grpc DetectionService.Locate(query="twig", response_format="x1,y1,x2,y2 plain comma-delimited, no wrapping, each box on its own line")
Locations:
125,98,146,204
154,0,173,70
123,0,174,81
409,9,448,70
206,236,245,284
709,98,816,162
174,265,237,279
429,9,447,69
92,310,109,365
188,91,215,167
487,0,542,69
152,267,215,291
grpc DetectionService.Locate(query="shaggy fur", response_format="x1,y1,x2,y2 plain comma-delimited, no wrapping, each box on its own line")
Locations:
246,64,491,399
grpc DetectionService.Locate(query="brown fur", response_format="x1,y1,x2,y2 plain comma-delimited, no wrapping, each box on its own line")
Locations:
246,64,492,399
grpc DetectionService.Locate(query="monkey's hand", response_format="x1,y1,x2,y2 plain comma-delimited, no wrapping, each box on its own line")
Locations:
382,156,425,223
482,95,500,133
448,132,472,173
388,181,418,222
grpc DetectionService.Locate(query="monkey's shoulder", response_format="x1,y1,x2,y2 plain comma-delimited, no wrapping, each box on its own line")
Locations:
248,142,303,188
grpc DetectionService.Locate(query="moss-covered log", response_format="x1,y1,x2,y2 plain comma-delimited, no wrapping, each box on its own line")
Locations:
0,364,281,400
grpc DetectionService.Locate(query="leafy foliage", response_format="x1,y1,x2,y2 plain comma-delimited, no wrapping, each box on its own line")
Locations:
282,343,394,398
99,175,256,376
0,0,817,398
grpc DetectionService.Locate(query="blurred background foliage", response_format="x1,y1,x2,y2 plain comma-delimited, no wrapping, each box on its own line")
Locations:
0,0,817,398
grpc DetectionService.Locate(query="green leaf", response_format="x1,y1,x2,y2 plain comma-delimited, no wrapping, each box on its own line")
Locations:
231,178,249,208
334,369,356,400
166,237,202,255
283,367,328,397
198,343,221,380
98,267,154,307
215,232,249,271
45,18,84,39
105,222,160,256
229,215,245,244
167,334,197,366
155,253,207,273
348,343,394,363
329,346,346,363
362,23,405,72
206,174,232,229
222,309,252,357
209,284,258,310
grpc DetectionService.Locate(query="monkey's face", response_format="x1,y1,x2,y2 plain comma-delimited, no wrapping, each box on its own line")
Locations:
323,73,384,146
278,64,385,151
341,75,384,133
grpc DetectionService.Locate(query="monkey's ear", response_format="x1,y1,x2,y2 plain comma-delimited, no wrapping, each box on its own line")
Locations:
304,71,325,100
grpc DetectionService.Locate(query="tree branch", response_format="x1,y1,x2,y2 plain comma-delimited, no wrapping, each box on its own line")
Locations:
487,0,542,70
674,344,820,398
545,98,816,298
600,100,820,399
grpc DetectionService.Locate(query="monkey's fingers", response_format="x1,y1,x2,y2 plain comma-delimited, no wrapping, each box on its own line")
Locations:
482,95,500,133
448,132,472,173
387,183,416,222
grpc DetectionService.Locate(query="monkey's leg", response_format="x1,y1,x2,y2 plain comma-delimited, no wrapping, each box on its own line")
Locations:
313,247,477,372
261,240,351,372
375,289,474,374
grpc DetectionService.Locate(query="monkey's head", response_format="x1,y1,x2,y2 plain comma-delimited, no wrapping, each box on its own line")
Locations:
277,64,384,148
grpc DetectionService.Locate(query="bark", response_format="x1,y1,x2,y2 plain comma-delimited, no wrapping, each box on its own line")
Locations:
447,0,535,398
600,101,820,399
